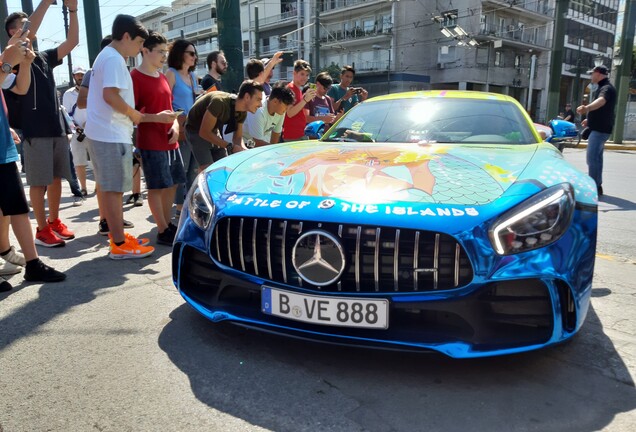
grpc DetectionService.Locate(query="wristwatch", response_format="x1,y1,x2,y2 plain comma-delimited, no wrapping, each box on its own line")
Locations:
224,141,233,150
0,62,13,74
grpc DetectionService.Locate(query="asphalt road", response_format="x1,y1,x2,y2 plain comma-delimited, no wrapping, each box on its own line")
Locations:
0,148,635,431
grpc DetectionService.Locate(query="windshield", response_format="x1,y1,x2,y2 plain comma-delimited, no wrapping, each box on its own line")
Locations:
323,97,537,145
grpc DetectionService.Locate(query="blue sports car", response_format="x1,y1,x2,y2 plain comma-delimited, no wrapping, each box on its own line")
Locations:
172,91,598,358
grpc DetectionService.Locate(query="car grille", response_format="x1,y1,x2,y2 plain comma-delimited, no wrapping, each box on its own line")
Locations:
211,217,473,293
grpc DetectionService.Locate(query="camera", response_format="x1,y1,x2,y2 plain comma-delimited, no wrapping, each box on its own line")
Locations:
353,87,364,95
76,127,86,142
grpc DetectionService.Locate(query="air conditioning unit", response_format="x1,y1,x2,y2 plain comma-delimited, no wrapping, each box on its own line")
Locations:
438,62,445,69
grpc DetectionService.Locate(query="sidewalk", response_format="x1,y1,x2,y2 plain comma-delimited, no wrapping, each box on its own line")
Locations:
3,170,176,289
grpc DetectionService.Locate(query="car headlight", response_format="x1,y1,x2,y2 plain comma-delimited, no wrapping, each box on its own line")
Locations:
489,183,575,255
187,174,215,230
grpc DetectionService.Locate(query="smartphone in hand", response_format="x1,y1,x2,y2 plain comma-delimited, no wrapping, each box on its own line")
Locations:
308,83,316,90
20,20,30,34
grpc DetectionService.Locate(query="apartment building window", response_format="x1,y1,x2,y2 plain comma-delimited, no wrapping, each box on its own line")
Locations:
381,14,392,33
498,17,505,34
243,40,249,55
363,18,375,35
480,14,487,33
442,10,457,27
185,14,197,26
494,51,503,67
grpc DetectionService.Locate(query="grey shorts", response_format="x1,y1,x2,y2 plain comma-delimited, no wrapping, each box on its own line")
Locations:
187,129,227,167
139,148,186,190
23,136,72,186
70,134,89,166
86,138,133,193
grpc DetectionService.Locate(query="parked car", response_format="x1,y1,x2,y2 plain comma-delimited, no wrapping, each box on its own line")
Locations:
172,90,599,358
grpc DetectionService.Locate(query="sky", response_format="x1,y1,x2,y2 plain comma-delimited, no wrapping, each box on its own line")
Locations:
6,0,174,86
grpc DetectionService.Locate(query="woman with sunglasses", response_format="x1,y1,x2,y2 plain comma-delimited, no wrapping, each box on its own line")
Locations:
165,39,199,218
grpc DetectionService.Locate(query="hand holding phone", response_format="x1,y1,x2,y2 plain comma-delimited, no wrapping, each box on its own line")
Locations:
20,20,31,35
308,83,316,91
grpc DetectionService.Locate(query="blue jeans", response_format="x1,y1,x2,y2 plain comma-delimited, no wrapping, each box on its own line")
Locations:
586,130,610,187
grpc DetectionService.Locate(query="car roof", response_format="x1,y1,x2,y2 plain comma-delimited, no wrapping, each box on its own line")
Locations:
367,90,518,104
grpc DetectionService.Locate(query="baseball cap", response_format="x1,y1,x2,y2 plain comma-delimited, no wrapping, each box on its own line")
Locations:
588,65,608,75
72,66,86,74
260,57,270,66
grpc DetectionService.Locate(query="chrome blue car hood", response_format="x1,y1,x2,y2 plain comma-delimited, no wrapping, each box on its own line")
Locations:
207,141,597,207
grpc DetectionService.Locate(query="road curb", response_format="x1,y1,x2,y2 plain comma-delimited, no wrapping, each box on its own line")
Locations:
565,143,636,151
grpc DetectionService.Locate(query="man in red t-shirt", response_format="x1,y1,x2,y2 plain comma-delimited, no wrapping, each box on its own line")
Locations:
283,59,316,141
131,31,183,246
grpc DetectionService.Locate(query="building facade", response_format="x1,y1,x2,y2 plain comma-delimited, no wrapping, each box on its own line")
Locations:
135,0,617,124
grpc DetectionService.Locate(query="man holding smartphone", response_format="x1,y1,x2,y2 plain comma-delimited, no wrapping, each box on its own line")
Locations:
328,65,368,114
5,0,79,248
131,31,183,246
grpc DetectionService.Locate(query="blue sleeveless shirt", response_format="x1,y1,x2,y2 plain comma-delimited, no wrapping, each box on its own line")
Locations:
169,67,196,114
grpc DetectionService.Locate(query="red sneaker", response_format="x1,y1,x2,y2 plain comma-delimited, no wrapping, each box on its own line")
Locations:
48,218,75,240
35,226,66,248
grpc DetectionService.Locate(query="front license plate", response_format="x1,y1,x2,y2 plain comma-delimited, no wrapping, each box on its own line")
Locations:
261,287,389,329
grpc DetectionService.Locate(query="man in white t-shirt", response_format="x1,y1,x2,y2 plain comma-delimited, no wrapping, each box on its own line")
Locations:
243,85,295,146
62,65,88,195
84,14,154,260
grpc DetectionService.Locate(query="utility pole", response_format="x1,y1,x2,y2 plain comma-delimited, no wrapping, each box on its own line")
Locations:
546,0,568,121
0,1,8,49
83,0,103,66
216,0,243,93
613,0,636,144
62,4,73,85
314,0,321,73
254,6,259,58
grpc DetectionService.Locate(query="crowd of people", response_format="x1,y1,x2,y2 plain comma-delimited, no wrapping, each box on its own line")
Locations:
0,1,369,292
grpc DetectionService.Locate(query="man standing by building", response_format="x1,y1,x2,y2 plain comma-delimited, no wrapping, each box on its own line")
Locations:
576,65,616,196
201,51,227,92
131,31,183,246
328,65,368,114
185,80,263,170
5,0,79,247
563,103,575,122
62,65,88,197
84,14,154,259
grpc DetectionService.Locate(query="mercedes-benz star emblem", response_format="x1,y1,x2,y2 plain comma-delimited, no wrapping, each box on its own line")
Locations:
292,230,345,286
318,199,335,209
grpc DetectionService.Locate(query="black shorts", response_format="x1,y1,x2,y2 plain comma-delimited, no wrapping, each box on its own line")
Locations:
0,162,29,216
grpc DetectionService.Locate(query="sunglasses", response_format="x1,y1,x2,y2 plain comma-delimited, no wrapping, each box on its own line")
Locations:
185,51,197,57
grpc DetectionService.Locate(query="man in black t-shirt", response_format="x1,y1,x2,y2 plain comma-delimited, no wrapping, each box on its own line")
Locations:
201,51,227,92
5,0,79,247
576,65,616,196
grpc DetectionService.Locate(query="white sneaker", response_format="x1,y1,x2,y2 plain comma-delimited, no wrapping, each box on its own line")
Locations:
0,260,21,275
73,196,84,206
1,246,25,266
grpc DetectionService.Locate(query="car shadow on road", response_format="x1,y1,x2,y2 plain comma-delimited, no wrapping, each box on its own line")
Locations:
158,303,635,432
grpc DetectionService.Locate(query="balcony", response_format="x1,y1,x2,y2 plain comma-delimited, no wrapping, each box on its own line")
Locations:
320,0,388,15
320,24,392,48
250,8,299,29
165,19,218,40
477,23,550,50
483,0,554,21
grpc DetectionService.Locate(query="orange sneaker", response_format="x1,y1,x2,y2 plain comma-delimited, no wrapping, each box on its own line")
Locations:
109,237,154,260
125,233,151,246
48,218,75,240
108,233,151,247
35,226,66,248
